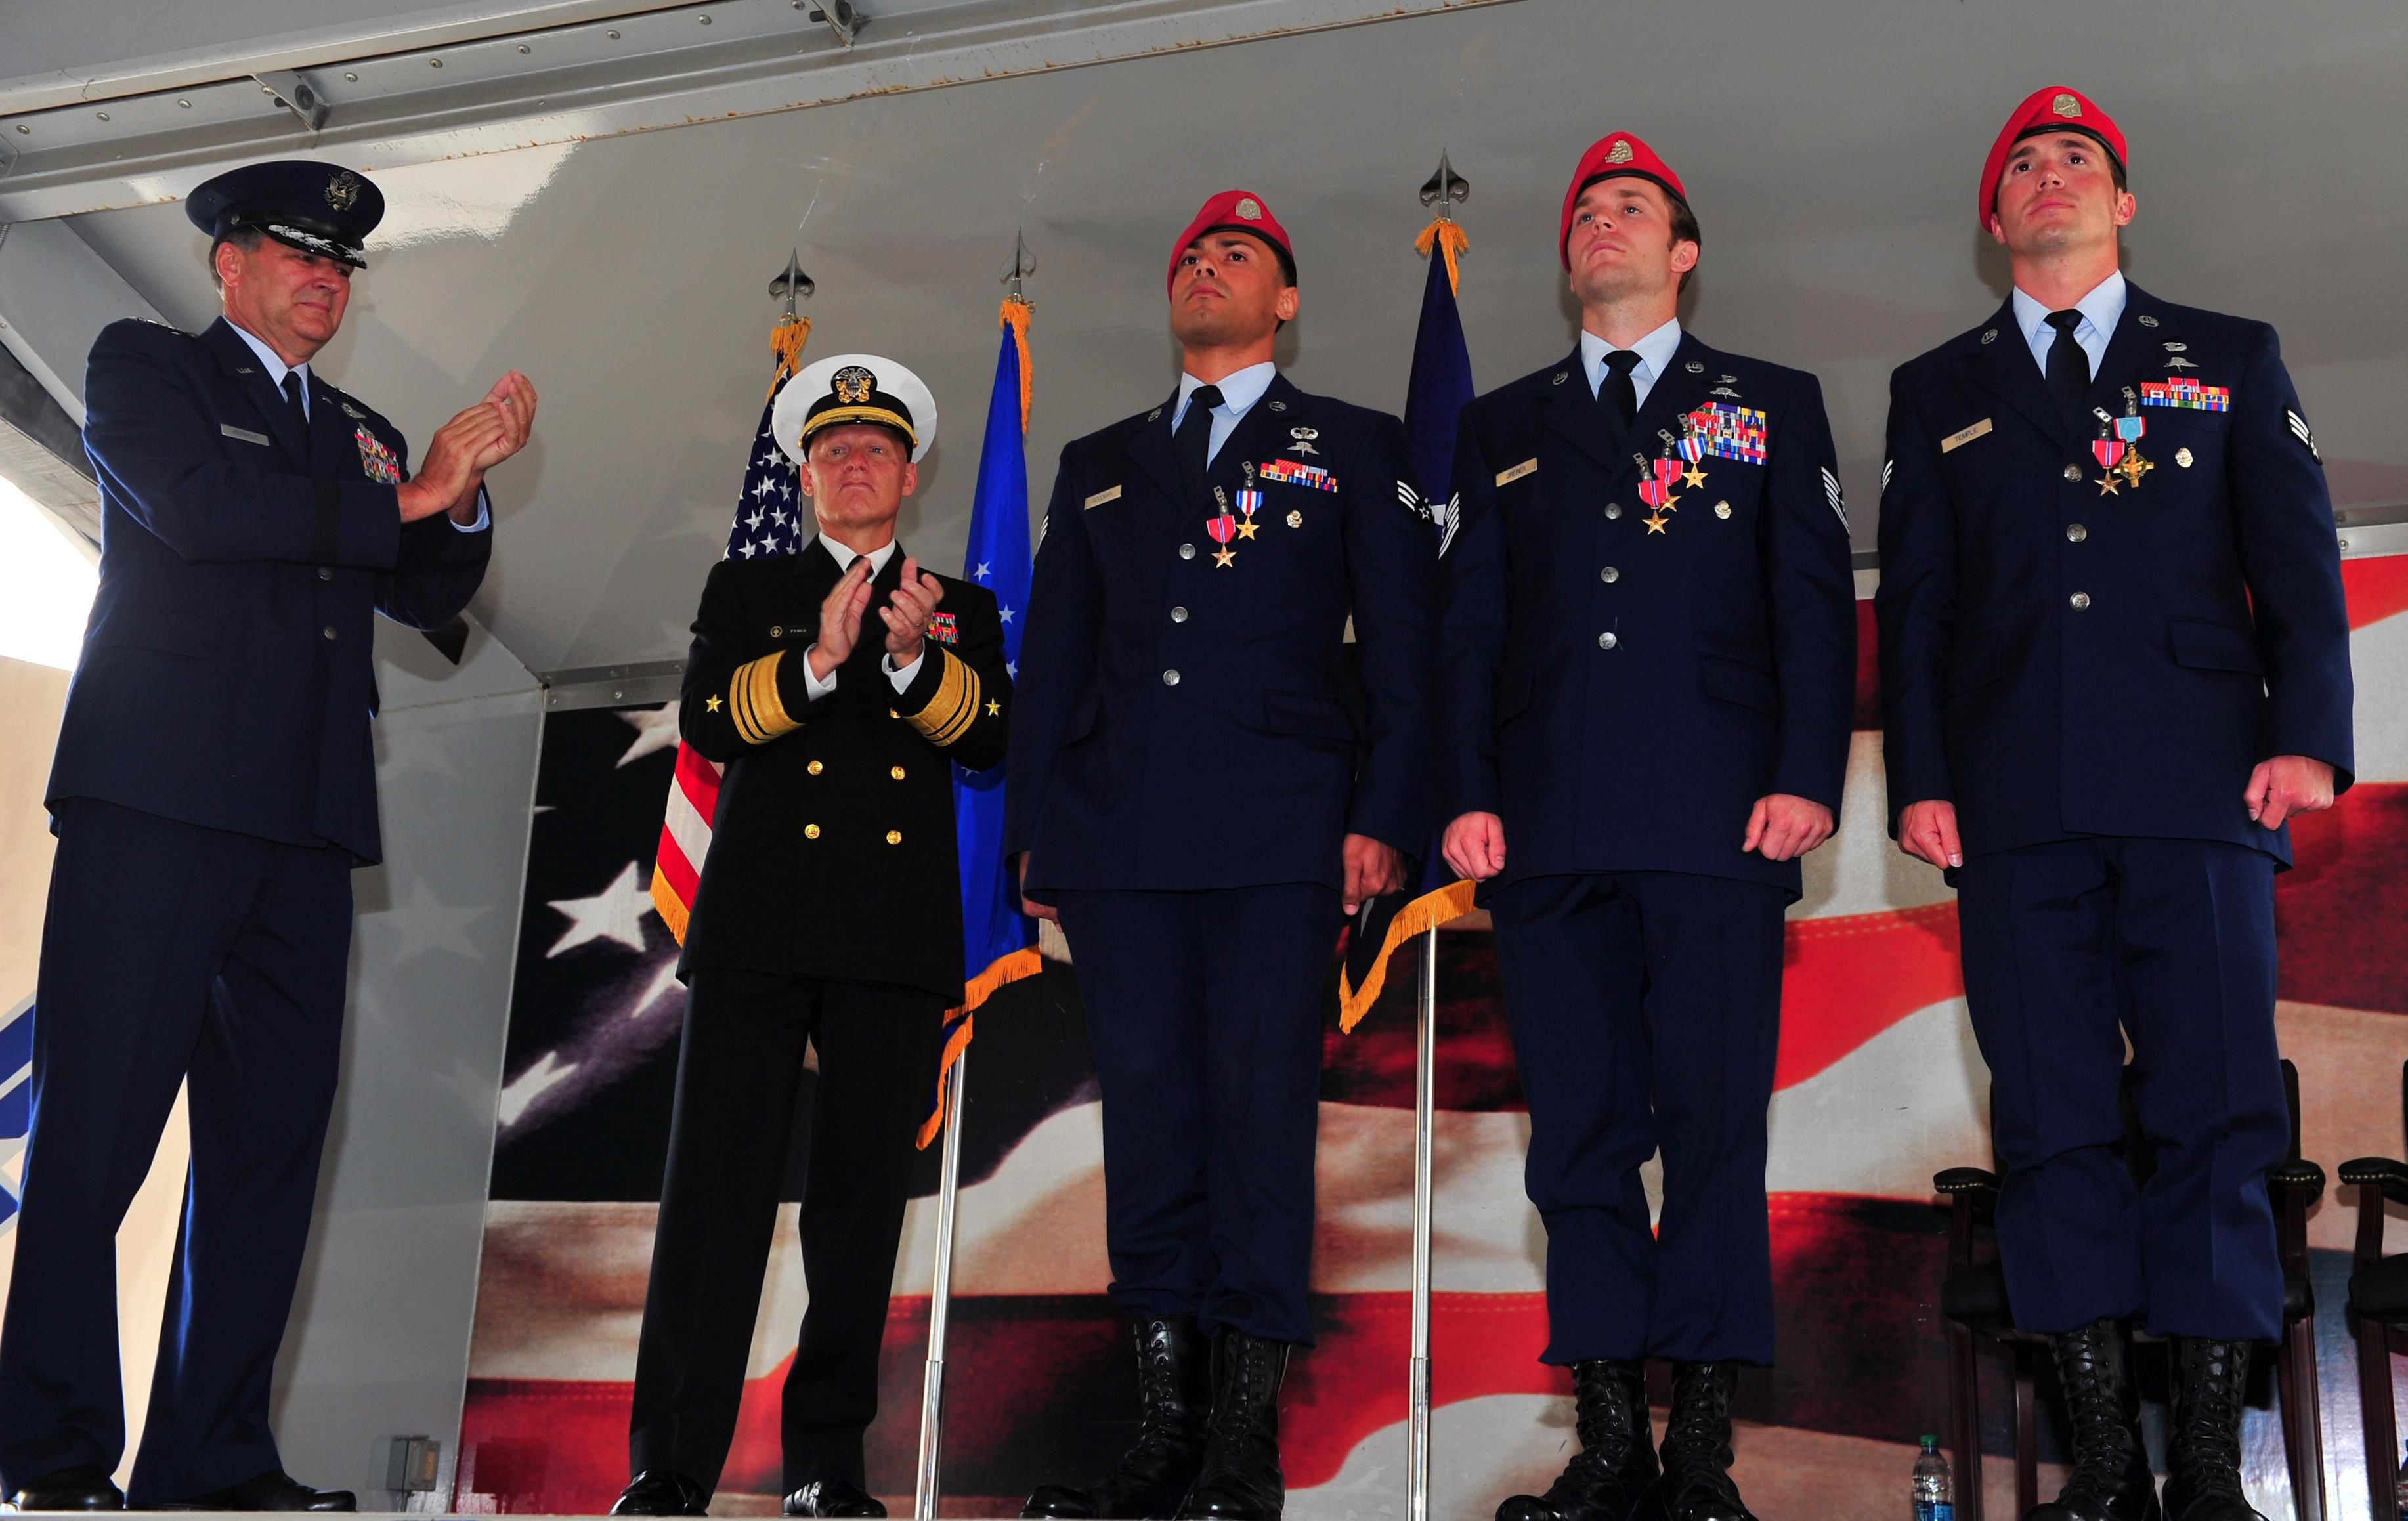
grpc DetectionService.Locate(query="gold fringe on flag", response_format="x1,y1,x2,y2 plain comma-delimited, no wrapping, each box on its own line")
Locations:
914,945,1047,1149
647,862,691,944
1337,878,1480,1033
1413,217,1471,296
765,312,813,402
1000,296,1035,434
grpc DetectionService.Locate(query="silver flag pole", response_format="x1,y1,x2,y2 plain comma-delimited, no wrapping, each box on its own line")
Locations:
913,1047,969,1520
1408,926,1439,1521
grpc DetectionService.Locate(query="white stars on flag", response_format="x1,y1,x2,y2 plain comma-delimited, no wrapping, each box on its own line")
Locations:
545,861,656,958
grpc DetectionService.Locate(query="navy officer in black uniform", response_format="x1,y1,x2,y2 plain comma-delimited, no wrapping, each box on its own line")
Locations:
613,356,1008,1521
1008,191,1435,1520
1877,88,2352,1521
0,161,532,1512
1437,134,1856,1521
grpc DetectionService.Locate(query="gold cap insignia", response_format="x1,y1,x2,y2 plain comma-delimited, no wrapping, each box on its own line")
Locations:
1606,139,1635,165
1235,197,1262,221
832,366,875,404
324,170,362,211
2052,93,2082,118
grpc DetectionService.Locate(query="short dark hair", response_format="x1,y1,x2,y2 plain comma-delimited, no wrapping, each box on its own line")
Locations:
206,225,266,288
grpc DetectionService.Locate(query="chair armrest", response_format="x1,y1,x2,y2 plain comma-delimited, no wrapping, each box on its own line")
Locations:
2269,1158,2325,1207
1935,1166,2000,1199
2338,1156,2408,1207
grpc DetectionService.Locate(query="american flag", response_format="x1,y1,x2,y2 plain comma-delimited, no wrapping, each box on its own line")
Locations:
649,317,812,940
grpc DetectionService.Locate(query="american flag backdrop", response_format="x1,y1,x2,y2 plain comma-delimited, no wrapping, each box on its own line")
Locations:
648,316,815,944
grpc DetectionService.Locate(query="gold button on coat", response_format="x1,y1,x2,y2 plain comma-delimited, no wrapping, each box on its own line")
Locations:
890,765,906,780
1714,502,1732,519
804,823,821,839
886,830,902,845
807,760,823,775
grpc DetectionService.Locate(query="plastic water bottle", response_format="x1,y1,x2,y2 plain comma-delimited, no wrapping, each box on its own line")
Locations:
1912,1434,1955,1520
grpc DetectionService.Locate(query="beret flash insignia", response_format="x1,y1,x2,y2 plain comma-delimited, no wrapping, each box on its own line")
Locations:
2052,93,2082,118
1235,197,1262,221
1606,139,1635,164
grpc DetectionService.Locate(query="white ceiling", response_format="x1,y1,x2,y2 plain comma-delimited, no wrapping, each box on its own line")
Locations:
60,0,2408,675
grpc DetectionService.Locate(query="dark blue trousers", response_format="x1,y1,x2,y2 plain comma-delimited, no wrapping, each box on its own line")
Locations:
1054,885,1338,1345
1956,836,2288,1340
0,799,352,1503
1488,870,1787,1366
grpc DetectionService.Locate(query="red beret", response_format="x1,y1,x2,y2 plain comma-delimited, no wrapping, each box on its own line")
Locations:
1979,86,2127,228
1167,190,1296,296
1559,133,1688,270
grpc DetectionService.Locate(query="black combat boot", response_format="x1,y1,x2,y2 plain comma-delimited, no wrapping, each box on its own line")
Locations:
2029,1319,2161,1521
2161,1339,2265,1521
1023,1316,1211,1518
1655,1361,1757,1521
1495,1358,1659,1521
1175,1332,1289,1519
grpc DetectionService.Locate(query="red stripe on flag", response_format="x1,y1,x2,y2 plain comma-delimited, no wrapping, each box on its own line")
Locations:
1776,902,1964,1088
2344,553,2408,629
2276,780,2408,1016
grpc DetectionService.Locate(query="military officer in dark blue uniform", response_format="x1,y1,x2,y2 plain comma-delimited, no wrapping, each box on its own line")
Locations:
0,161,534,1514
1007,190,1435,1520
1437,134,1857,1521
1877,88,2352,1521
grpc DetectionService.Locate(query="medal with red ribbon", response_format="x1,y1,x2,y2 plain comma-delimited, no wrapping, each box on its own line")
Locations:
1637,456,1683,534
1207,512,1238,567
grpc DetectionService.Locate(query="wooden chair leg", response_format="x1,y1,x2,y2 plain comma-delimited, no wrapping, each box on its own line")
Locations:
2275,1310,2325,1521
2014,1340,2040,1517
1950,1321,1985,1521
2359,1317,2401,1521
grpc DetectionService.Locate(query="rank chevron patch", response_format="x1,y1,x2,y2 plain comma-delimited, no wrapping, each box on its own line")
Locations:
1821,465,1847,528
2288,408,2321,460
1437,492,1463,559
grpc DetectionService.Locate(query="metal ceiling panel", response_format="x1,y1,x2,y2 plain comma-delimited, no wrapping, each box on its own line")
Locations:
41,0,2408,680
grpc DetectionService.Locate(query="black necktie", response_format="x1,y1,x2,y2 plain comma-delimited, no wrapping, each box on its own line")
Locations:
281,372,312,468
1175,383,1224,492
2043,310,2090,418
1599,349,1643,433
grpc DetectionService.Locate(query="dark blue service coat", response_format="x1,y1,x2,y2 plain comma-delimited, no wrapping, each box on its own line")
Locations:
1006,373,1436,895
1874,284,2355,863
47,316,490,863
1436,333,1859,899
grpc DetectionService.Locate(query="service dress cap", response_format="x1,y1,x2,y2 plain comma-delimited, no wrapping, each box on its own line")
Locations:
1559,132,1689,269
774,354,939,467
1979,86,2127,227
1167,190,1297,295
185,160,385,268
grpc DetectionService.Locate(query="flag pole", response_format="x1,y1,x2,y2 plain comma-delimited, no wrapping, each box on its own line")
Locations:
1408,927,1439,1521
914,1046,968,1520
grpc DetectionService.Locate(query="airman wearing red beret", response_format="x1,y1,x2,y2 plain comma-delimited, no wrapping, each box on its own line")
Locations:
1440,130,1857,1521
1878,88,2351,1521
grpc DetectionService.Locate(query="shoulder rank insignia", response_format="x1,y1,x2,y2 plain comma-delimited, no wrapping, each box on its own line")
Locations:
1683,402,1768,465
1821,465,1847,528
2287,409,2319,460
2139,378,2231,412
926,611,958,645
355,425,402,485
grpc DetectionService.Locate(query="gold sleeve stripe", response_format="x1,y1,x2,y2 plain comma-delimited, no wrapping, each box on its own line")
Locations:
729,651,801,745
904,646,982,748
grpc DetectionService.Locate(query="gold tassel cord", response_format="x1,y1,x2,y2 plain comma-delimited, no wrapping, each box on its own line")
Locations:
765,312,813,403
1337,878,1480,1033
1413,217,1470,296
1000,296,1034,434
914,945,1046,1149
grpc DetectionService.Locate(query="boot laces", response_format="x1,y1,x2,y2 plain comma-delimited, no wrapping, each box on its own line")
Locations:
2169,1342,2248,1500
1565,1363,1645,1478
1663,1369,1733,1467
2055,1336,2142,1495
1111,1328,1197,1472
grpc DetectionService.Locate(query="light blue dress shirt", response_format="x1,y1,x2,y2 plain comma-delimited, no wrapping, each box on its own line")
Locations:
1171,360,1278,467
1580,317,1684,411
2010,269,2126,384
230,318,490,533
